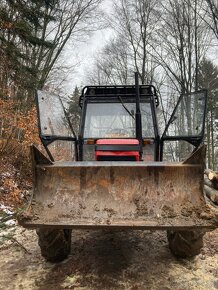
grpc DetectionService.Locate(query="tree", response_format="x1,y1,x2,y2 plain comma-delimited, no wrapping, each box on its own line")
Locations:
0,0,53,103
34,0,103,89
68,86,81,134
111,0,160,84
152,0,211,95
205,0,218,39
0,0,103,176
199,58,218,169
86,36,130,85
0,0,103,107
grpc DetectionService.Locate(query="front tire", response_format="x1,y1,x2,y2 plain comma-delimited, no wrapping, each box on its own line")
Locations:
36,228,72,262
167,230,204,258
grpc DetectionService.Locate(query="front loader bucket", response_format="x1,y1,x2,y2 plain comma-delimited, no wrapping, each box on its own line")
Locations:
19,145,218,230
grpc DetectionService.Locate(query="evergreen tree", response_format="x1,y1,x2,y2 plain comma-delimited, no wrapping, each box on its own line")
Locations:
68,86,81,134
0,0,55,105
0,0,102,108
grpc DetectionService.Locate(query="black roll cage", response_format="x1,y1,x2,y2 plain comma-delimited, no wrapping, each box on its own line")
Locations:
79,84,159,107
78,84,160,161
35,85,207,162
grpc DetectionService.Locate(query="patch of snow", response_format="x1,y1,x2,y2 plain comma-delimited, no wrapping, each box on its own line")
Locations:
0,204,13,215
0,204,16,229
1,172,11,178
5,219,16,226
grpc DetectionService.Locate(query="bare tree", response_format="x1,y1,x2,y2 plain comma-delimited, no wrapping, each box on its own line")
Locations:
205,0,218,39
86,36,130,85
152,0,211,95
0,0,103,107
110,0,160,84
34,0,103,89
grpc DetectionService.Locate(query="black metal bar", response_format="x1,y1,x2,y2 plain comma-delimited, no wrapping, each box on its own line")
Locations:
41,135,76,145
79,84,156,107
82,93,153,97
95,145,141,151
148,93,160,161
35,91,42,137
135,72,143,158
97,156,137,161
159,139,164,161
78,96,87,161
149,85,159,107
154,138,160,161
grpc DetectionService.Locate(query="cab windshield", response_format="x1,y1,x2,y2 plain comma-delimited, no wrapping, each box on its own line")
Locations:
83,102,154,138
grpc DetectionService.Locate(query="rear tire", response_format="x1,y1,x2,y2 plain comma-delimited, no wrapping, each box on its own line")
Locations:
167,230,204,258
36,228,72,262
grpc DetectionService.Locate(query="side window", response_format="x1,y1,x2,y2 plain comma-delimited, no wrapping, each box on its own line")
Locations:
37,90,73,137
161,90,207,161
163,90,207,138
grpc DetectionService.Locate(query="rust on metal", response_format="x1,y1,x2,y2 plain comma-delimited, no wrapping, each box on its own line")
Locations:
18,145,218,229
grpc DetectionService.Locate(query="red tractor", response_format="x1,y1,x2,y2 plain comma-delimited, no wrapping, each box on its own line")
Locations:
19,73,218,262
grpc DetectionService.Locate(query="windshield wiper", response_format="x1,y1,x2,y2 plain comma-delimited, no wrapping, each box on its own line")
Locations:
118,96,135,119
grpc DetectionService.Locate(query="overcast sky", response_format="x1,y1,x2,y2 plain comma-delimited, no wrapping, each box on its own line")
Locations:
56,0,218,94
60,0,114,92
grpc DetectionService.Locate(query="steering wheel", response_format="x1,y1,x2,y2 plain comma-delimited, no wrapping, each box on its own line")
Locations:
105,128,129,137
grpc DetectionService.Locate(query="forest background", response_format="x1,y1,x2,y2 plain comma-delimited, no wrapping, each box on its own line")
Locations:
0,0,218,207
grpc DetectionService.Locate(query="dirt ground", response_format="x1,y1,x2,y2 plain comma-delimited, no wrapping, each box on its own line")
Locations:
0,226,217,290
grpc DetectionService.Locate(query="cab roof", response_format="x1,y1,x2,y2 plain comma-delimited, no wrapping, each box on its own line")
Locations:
79,85,159,107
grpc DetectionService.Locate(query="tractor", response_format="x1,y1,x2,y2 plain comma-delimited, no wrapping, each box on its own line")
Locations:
19,73,218,262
